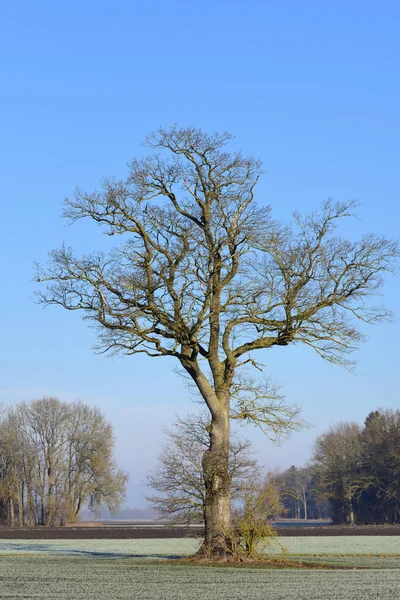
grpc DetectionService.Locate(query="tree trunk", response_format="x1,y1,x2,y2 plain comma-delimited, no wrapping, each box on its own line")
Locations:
8,498,15,527
18,498,23,527
347,495,355,525
181,356,236,560
199,407,232,557
20,484,25,527
303,497,308,520
27,488,35,527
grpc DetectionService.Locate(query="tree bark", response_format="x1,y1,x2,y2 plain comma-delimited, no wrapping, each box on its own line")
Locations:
347,494,355,525
199,407,232,557
8,498,15,527
303,497,308,520
27,487,35,527
18,485,23,527
180,354,236,558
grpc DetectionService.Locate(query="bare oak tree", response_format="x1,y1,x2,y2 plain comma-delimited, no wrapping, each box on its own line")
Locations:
35,126,398,557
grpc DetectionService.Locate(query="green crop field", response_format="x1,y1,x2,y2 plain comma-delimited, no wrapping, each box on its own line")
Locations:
1,537,400,599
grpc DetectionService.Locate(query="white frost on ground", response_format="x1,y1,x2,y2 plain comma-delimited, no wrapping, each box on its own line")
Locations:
0,538,201,557
0,536,399,557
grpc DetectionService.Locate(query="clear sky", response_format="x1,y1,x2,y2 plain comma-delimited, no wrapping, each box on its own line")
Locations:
1,1,399,507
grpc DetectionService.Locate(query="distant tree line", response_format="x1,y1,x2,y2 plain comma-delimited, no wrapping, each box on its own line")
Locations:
312,408,400,524
0,397,127,527
270,408,400,525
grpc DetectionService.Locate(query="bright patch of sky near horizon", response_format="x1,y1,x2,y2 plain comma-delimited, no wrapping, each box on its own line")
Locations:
1,1,399,506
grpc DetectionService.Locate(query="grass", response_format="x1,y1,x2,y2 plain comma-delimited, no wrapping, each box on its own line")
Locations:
1,536,400,558
1,537,400,598
262,535,400,556
0,538,198,559
1,557,400,599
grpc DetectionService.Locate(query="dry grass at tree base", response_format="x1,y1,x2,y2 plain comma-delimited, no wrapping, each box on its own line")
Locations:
177,555,342,569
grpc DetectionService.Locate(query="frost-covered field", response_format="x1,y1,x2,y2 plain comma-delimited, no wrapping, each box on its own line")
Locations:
263,535,400,556
1,537,400,599
1,557,400,600
0,538,197,558
0,536,399,557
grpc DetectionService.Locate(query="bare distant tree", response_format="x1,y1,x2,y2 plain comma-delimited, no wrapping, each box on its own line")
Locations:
312,422,363,525
270,465,317,520
36,126,398,557
146,412,260,523
360,409,400,522
0,398,127,526
0,418,23,526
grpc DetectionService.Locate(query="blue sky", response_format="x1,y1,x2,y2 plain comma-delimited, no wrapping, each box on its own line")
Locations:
1,1,399,506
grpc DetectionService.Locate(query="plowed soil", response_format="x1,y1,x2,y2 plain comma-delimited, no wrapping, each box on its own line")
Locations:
0,524,400,539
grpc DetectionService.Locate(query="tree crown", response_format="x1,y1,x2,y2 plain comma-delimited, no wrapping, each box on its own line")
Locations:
36,126,399,427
